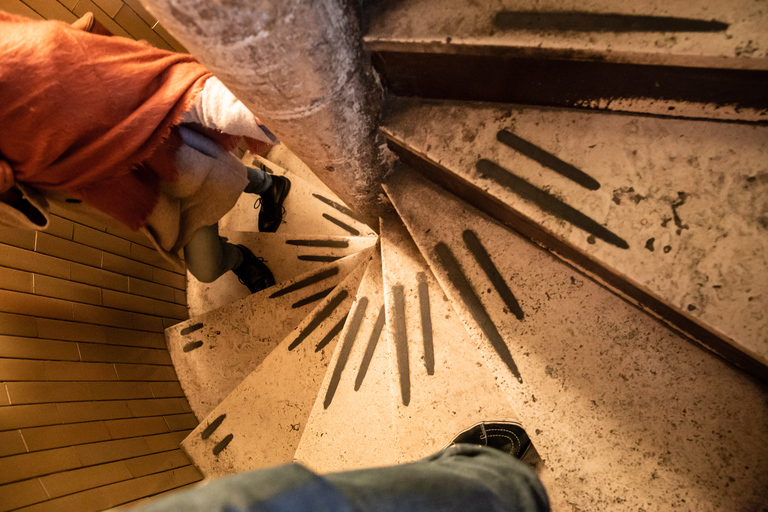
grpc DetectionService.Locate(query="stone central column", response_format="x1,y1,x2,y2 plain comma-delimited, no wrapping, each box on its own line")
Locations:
142,0,393,227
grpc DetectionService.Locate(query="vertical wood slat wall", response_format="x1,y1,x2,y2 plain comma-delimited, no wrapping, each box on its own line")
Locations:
0,2,203,510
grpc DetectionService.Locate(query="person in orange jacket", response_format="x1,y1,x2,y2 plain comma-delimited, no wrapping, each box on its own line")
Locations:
0,10,290,293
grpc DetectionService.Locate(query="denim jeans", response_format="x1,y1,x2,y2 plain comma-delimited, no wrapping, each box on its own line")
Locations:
135,445,550,512
183,166,272,283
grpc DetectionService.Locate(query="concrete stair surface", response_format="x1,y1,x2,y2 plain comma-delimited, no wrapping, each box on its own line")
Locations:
379,213,521,463
382,169,768,511
261,146,340,196
220,167,377,238
382,97,768,382
294,249,399,473
364,0,768,121
160,141,767,510
165,249,373,419
149,9,768,508
180,255,372,477
186,233,377,316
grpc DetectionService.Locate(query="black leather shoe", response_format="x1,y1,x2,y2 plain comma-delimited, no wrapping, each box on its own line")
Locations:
451,421,531,459
257,175,291,233
232,245,275,293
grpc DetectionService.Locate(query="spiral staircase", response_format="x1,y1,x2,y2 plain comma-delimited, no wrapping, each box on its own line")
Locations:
161,1,768,510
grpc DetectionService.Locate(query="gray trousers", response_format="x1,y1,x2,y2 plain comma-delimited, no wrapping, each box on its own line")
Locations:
135,445,550,512
184,167,272,283
180,77,276,283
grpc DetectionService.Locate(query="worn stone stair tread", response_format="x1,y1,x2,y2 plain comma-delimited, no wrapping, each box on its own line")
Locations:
181,255,372,478
383,170,768,511
264,144,337,195
379,213,521,463
220,166,376,237
294,249,399,473
382,98,768,381
366,0,767,69
166,248,373,420
364,0,767,120
187,233,378,316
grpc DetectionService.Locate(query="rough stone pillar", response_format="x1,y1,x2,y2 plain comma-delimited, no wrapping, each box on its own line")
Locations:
141,0,393,227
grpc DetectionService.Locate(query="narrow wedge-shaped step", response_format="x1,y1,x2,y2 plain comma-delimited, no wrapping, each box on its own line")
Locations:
262,146,341,198
365,0,768,121
294,249,398,473
379,213,522,463
383,98,768,382
220,166,376,237
166,249,373,419
383,170,768,511
187,233,377,316
181,255,372,477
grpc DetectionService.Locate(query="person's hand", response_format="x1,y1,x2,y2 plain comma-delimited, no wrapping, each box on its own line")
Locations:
0,160,15,194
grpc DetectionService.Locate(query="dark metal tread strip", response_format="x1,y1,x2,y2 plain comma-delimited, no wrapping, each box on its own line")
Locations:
463,230,525,320
212,434,233,455
312,194,366,224
324,297,369,408
286,239,350,248
183,341,203,352
322,214,361,236
180,323,204,335
497,129,600,191
269,267,339,299
392,284,411,406
417,277,435,375
494,11,729,33
201,414,226,440
315,313,349,352
476,159,628,249
292,287,336,309
434,242,523,383
297,255,343,263
355,305,386,391
288,290,349,351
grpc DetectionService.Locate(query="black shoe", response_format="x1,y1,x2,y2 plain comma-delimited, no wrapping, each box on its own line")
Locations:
257,175,291,233
232,245,276,293
451,421,531,459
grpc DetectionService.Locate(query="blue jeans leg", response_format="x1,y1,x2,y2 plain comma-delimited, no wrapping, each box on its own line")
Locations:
324,445,550,512
132,446,549,512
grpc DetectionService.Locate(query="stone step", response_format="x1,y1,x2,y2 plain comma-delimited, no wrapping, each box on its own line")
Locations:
180,254,372,477
382,98,768,382
220,166,377,237
294,248,399,473
383,170,768,510
379,213,522,463
187,233,377,316
364,0,768,121
263,144,336,195
165,248,373,420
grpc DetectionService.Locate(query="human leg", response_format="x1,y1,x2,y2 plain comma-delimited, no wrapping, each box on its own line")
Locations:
324,444,550,512
184,224,275,292
244,166,291,233
133,434,548,512
244,166,273,194
184,223,242,283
